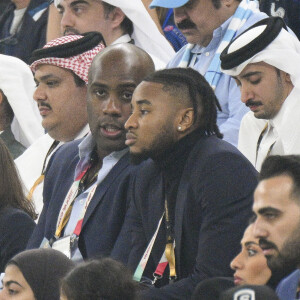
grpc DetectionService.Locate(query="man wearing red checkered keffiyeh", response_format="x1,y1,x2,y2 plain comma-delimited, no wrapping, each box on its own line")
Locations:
15,32,105,217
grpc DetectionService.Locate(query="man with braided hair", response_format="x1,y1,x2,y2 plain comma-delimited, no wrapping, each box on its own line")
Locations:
115,67,258,299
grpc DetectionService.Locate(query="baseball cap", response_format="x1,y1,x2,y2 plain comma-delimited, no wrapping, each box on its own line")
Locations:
149,0,189,9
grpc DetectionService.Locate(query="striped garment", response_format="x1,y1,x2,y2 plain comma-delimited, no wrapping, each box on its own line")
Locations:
178,0,260,90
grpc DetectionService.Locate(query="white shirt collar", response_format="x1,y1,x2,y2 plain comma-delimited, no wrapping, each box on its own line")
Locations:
111,34,131,45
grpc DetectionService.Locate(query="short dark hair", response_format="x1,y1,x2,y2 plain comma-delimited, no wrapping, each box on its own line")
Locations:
143,67,223,138
61,258,138,300
102,2,134,36
260,155,300,200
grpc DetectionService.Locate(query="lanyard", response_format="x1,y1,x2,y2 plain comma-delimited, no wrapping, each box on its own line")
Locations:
133,197,177,284
255,123,276,167
164,197,177,280
133,213,165,282
27,140,60,201
55,164,97,239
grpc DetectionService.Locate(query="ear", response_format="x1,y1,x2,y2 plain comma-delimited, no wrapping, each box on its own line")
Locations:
176,108,194,132
0,91,3,105
284,73,293,84
109,7,126,30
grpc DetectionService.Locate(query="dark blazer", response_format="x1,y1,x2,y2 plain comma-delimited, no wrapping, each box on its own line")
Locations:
116,135,258,299
0,0,48,63
0,127,26,159
0,206,35,272
27,139,136,259
276,269,300,300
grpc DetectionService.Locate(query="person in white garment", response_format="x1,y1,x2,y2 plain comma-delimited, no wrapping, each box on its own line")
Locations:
46,0,174,69
15,32,105,217
0,54,44,158
220,17,300,171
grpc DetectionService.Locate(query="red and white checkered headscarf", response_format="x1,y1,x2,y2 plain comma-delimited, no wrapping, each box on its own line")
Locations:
30,34,105,84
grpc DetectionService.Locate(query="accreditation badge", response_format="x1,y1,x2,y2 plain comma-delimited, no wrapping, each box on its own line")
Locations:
39,237,51,249
52,236,71,258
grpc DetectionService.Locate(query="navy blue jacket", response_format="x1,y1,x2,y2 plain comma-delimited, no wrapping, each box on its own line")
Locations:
276,269,300,300
115,135,258,299
27,139,136,260
0,0,48,63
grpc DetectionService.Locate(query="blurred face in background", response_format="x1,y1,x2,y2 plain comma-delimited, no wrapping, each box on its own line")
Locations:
230,224,271,286
0,264,35,300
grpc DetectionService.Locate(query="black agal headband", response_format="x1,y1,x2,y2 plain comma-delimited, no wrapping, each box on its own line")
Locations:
220,17,287,70
29,31,105,64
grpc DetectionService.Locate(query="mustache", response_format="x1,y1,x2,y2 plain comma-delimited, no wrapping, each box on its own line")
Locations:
63,27,80,36
177,19,196,30
98,117,124,129
259,238,278,252
245,100,263,107
38,101,51,109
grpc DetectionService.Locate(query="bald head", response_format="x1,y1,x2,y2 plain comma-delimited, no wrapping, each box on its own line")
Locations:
87,43,155,159
89,43,155,83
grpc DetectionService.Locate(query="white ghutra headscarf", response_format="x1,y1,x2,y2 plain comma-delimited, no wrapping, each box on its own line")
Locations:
0,55,44,147
54,0,175,70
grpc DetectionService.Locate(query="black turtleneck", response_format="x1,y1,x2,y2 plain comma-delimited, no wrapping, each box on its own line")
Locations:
154,128,207,239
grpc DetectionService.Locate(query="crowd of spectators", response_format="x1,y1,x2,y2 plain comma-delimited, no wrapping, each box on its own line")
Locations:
0,0,299,299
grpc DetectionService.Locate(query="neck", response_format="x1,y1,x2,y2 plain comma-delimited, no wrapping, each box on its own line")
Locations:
95,145,117,162
155,128,205,167
106,28,126,45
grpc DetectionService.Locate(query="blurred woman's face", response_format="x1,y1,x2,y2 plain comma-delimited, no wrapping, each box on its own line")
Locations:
0,264,35,300
230,224,272,286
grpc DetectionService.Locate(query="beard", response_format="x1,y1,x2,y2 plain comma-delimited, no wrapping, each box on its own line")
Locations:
261,224,300,284
129,123,177,165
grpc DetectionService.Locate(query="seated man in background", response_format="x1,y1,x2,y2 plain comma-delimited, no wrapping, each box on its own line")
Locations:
220,17,300,171
0,54,44,159
115,67,258,299
0,0,49,63
15,32,105,216
46,0,174,69
149,0,267,146
27,44,155,263
252,155,300,299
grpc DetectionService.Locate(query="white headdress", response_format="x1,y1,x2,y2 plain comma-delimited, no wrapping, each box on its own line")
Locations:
0,55,44,147
54,0,175,69
220,17,300,88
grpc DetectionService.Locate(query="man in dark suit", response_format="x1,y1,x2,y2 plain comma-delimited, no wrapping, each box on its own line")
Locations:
0,0,49,63
26,43,155,262
119,67,258,299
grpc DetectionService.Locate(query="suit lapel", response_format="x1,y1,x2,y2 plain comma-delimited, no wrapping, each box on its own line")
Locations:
81,153,130,229
174,136,209,274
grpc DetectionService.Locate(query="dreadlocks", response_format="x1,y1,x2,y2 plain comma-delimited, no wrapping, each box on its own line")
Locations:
143,67,223,139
